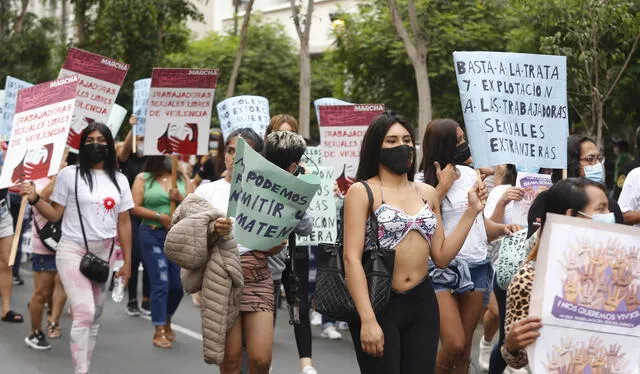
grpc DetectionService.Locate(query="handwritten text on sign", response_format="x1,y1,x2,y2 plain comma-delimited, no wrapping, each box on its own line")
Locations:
227,138,320,251
143,68,218,156
0,76,78,189
453,52,568,169
1,76,33,141
296,167,338,246
217,95,270,140
133,78,151,134
59,48,129,150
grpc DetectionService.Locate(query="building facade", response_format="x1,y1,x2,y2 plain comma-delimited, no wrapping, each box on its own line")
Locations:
190,0,361,53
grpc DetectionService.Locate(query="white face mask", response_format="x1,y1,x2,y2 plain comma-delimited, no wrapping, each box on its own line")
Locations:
579,211,615,224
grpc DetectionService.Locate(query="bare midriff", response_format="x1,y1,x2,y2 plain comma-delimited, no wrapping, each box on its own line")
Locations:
391,230,430,292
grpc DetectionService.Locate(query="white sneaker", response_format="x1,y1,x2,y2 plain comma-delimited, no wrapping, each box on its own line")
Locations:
336,321,349,330
310,311,322,326
477,337,492,372
321,325,343,340
505,367,529,374
300,365,318,374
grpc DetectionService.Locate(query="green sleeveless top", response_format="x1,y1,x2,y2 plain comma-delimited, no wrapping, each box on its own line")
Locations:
142,172,186,227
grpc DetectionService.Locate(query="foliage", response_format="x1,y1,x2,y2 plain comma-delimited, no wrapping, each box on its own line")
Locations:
0,12,60,85
164,17,300,129
327,0,516,129
507,0,640,142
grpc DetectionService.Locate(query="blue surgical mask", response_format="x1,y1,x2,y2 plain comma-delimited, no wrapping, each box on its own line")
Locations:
579,211,615,224
583,162,604,183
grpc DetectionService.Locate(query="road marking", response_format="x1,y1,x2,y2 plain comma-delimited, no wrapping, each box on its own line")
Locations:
22,268,203,342
140,315,203,341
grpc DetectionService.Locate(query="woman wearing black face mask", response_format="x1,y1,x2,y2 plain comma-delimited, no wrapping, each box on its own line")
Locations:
418,119,520,374
21,123,134,374
343,113,488,374
130,155,193,348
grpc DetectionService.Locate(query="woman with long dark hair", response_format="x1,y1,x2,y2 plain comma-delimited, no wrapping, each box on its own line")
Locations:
561,135,624,223
419,119,519,374
131,155,193,348
21,122,133,374
344,112,487,374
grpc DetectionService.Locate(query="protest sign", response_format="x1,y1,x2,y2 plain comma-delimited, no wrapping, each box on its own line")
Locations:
133,78,151,134
528,214,640,373
0,75,78,189
303,146,322,169
318,104,384,194
511,172,552,226
59,48,129,150
0,90,4,140
228,138,320,251
2,76,34,141
452,52,568,169
217,95,269,140
296,167,338,246
313,97,351,124
106,104,127,138
143,68,218,156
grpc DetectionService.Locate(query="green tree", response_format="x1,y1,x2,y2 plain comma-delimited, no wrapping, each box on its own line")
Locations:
164,17,300,129
0,12,60,84
87,0,201,131
507,0,640,148
328,0,516,135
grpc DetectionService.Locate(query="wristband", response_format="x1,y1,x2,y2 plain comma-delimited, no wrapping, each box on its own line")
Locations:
29,194,40,205
155,212,161,221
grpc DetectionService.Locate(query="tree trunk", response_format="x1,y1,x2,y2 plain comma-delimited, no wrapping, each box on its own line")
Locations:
226,0,255,98
74,0,88,45
61,0,68,44
595,99,604,151
13,0,30,36
298,42,311,139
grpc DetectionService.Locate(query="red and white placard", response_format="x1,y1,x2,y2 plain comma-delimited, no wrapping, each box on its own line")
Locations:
0,76,78,189
59,48,129,150
143,68,218,156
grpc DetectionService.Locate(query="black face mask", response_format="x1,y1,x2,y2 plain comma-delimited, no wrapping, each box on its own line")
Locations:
85,143,109,164
379,145,414,175
454,143,471,165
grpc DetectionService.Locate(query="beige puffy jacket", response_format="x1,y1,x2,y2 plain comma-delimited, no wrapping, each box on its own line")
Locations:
164,194,243,365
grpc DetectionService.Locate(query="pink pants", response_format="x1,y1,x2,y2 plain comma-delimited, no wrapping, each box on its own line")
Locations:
56,239,113,374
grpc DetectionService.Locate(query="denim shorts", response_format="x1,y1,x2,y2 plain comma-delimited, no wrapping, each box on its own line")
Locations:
32,254,57,272
430,260,493,294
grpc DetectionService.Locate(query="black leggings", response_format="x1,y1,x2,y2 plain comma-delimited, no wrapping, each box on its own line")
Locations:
488,275,508,374
349,277,439,374
128,217,150,301
281,246,312,359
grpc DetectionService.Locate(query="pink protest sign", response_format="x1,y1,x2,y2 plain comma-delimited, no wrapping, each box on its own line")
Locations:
0,76,78,189
318,104,384,194
143,68,218,156
59,48,129,150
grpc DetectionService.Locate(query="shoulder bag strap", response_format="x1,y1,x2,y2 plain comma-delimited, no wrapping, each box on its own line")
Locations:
75,168,115,259
360,181,381,251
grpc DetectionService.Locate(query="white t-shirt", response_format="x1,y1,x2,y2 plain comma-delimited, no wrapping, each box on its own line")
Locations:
441,165,488,263
484,184,513,225
51,165,134,242
194,178,252,255
618,167,640,227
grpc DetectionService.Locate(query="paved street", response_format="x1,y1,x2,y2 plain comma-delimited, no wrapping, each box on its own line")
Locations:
2,266,486,374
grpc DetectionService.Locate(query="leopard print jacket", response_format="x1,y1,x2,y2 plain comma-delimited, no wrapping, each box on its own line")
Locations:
501,261,536,369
